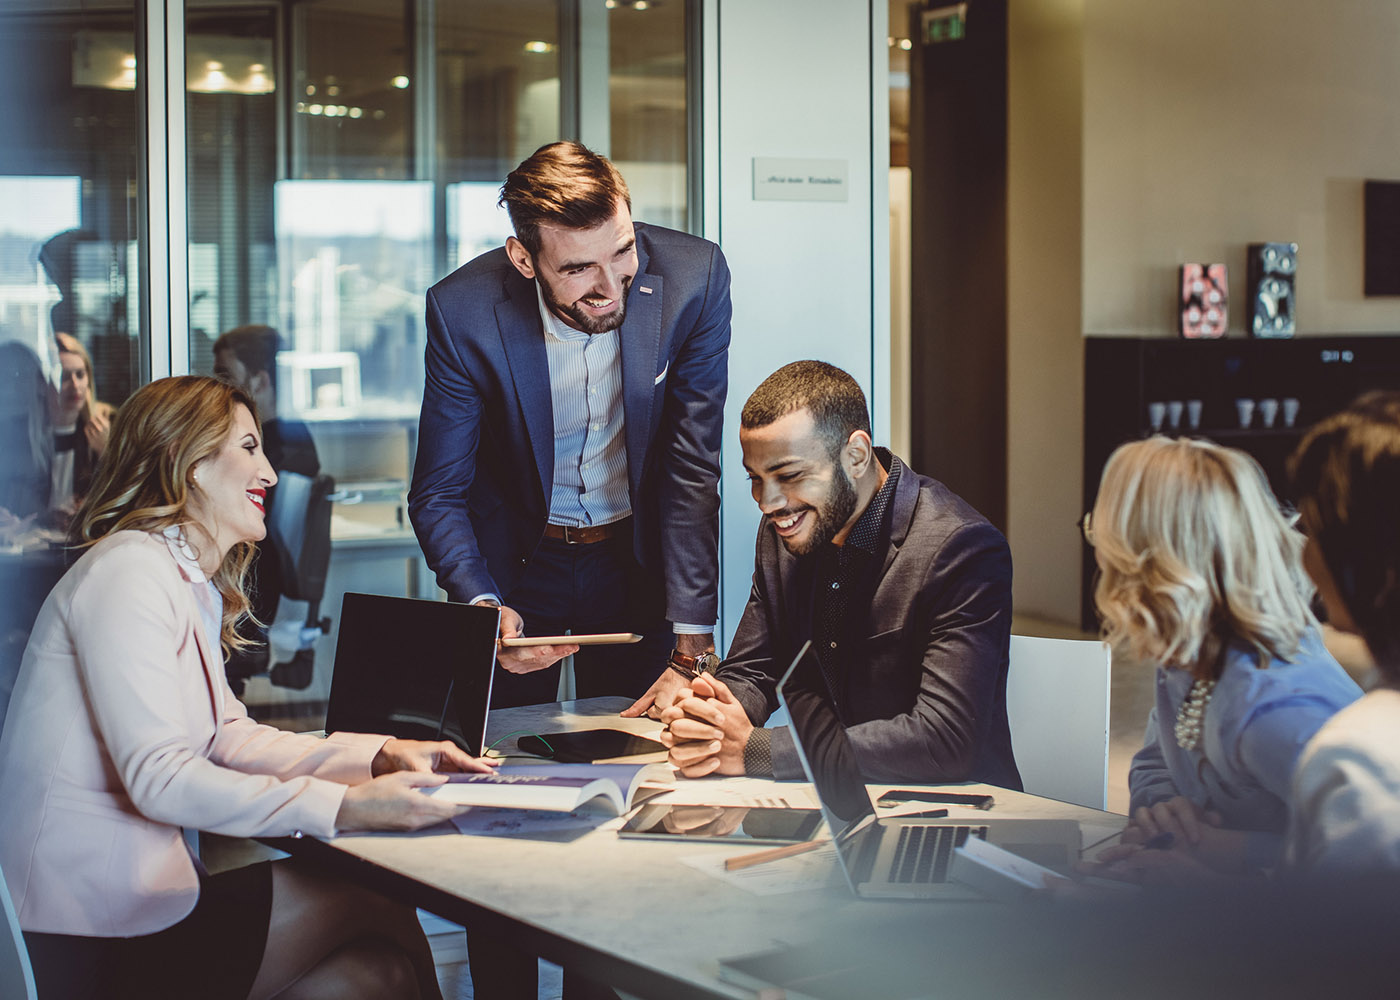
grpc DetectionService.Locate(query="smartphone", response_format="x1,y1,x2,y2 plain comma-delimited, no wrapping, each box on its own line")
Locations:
875,790,995,810
498,632,642,647
618,804,824,844
516,729,665,762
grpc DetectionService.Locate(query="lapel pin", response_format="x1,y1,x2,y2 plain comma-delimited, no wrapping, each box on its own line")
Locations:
639,286,653,295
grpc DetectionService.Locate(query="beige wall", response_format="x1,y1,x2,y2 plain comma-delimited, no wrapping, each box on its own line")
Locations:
1007,0,1084,623
1009,0,1400,625
1083,0,1400,336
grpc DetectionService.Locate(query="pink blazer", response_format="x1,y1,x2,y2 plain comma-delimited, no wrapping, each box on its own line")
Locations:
0,531,388,937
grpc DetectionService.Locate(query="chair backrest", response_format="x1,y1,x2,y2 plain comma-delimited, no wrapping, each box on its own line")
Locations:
1004,634,1112,810
266,471,335,604
0,863,38,1000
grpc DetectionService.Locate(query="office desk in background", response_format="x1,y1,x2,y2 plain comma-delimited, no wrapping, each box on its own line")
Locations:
265,697,1127,1000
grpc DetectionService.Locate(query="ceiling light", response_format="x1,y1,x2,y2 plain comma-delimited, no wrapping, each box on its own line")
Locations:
634,0,649,8
391,75,410,89
523,40,555,54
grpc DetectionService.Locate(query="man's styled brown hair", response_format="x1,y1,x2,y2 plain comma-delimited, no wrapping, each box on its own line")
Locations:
499,141,632,257
741,361,872,461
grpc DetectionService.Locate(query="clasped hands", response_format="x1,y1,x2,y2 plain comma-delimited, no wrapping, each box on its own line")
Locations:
658,674,752,777
336,737,497,832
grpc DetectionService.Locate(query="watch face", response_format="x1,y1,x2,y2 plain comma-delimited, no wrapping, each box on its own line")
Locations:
696,652,720,673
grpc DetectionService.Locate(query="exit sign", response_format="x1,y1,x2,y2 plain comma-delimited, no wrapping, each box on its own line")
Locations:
922,3,967,44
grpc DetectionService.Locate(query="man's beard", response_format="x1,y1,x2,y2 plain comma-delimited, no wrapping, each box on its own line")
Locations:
778,466,860,557
541,274,632,334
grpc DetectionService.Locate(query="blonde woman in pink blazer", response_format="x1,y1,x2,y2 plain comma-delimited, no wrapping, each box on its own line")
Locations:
0,376,494,1000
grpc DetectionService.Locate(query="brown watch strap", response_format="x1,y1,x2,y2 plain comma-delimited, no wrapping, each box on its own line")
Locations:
669,649,717,679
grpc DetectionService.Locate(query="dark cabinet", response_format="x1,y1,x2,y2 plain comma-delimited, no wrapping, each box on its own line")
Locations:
1080,335,1400,629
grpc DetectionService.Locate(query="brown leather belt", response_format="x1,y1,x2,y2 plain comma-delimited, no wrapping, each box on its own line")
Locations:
543,520,627,545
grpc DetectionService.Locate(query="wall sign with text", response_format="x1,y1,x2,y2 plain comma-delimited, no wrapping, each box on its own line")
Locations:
752,158,849,202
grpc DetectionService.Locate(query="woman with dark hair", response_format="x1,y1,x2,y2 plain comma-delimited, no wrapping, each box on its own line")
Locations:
0,375,493,999
1288,391,1400,871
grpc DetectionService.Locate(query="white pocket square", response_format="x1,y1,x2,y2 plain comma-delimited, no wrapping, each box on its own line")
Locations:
654,362,669,385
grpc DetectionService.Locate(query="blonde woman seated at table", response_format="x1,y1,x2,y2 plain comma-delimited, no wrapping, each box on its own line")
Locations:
1084,437,1360,884
1287,392,1400,872
0,375,491,1000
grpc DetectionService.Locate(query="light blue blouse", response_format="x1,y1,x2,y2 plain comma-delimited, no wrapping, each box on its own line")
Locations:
1129,629,1361,859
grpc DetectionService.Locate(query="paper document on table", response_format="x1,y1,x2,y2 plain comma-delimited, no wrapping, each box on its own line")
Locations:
649,776,818,809
681,843,842,895
450,806,614,837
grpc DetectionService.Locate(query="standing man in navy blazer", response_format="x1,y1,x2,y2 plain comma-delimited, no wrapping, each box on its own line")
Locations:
410,141,731,716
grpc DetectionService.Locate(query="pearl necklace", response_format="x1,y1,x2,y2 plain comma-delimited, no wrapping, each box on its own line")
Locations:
1174,678,1217,751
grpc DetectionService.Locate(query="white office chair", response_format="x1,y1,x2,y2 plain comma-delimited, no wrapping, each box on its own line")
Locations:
1,863,38,1000
1005,634,1112,810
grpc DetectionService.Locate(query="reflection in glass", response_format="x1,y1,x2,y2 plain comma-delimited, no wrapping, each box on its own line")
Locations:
273,179,433,414
610,0,689,230
0,3,141,735
179,0,695,726
293,1,412,181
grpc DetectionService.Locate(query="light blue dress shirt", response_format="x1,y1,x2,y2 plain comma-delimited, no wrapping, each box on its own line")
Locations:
469,286,709,635
1129,628,1361,866
536,283,631,530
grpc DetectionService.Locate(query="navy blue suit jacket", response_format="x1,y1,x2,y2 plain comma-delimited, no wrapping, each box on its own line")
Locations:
408,222,731,626
716,452,1022,788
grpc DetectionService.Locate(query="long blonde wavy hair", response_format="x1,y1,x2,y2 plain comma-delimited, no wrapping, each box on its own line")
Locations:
1091,437,1315,679
77,375,261,654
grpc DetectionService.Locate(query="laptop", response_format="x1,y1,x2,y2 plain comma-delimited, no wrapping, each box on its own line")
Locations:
325,593,500,755
778,640,1081,899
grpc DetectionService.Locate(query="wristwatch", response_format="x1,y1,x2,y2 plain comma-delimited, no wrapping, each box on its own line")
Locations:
667,648,720,680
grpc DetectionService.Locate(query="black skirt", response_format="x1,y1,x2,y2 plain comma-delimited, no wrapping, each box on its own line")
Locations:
24,860,274,1000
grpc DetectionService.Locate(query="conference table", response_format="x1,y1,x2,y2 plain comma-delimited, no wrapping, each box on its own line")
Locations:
266,697,1128,1000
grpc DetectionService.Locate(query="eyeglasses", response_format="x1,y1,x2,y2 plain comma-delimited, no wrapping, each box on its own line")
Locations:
1078,511,1095,547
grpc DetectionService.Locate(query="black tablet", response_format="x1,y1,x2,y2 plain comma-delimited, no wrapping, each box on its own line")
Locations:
516,728,666,762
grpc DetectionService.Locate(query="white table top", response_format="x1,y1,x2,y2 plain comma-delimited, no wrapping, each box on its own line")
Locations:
276,697,1127,1000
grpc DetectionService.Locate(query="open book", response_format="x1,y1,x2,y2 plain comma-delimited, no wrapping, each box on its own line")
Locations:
425,762,671,815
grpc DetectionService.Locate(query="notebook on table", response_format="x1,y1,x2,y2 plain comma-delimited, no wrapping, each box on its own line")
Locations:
778,640,1081,899
325,593,500,755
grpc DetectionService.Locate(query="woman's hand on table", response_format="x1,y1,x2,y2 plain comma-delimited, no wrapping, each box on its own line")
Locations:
336,771,466,831
1121,795,1221,849
372,738,498,776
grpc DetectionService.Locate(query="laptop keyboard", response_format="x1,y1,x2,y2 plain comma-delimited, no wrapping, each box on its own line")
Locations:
890,825,985,883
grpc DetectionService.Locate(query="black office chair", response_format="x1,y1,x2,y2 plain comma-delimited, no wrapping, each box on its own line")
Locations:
265,471,335,690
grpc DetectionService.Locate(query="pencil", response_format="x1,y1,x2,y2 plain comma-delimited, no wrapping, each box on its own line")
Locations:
724,838,829,871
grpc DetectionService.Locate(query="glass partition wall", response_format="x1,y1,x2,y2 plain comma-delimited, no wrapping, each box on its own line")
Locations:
0,2,144,732
0,0,695,730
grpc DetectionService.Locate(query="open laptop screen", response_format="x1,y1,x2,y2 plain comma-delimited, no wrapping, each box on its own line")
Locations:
777,641,878,836
326,593,499,755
